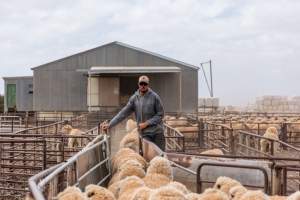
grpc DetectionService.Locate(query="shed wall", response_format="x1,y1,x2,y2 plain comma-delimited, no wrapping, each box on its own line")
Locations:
33,43,198,113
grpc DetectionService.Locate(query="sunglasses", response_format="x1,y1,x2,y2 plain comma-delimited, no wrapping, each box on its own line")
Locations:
139,82,148,86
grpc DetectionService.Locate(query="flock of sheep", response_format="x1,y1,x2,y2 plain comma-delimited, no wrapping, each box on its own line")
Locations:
53,118,300,200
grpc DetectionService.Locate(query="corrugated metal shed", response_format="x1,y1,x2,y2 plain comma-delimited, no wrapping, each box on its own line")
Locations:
32,41,199,113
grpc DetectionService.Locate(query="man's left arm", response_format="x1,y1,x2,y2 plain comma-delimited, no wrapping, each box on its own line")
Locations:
146,95,164,126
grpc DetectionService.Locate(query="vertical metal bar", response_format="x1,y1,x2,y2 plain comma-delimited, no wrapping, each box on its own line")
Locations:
209,60,213,97
43,139,47,170
11,117,14,132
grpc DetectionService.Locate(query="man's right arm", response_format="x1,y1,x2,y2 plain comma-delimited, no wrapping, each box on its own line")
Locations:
108,96,135,128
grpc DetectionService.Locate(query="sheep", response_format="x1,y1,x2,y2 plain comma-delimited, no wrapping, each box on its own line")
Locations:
119,128,140,152
260,126,280,153
118,176,145,200
143,173,171,189
107,181,121,199
166,119,188,127
199,188,229,200
111,148,147,173
126,119,137,133
149,185,187,200
239,190,268,200
57,186,86,200
84,184,116,200
109,159,145,186
61,124,84,148
168,181,189,194
185,193,202,200
131,186,153,200
269,196,287,200
229,185,247,200
213,176,242,195
147,156,173,180
200,149,224,155
288,191,300,200
109,161,146,186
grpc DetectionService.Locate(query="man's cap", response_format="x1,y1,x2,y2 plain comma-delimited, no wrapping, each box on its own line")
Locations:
138,75,149,84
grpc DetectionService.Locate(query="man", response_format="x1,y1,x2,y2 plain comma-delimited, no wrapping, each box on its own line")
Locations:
101,75,165,150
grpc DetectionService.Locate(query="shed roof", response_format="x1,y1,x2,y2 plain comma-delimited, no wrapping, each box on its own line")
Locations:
31,41,198,70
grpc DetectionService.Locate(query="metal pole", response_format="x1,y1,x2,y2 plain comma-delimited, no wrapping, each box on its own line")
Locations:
209,60,213,97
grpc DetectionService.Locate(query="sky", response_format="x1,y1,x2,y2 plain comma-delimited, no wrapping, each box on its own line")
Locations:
1,0,300,106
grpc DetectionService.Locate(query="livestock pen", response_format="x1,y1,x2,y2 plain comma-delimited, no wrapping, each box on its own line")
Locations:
27,114,300,199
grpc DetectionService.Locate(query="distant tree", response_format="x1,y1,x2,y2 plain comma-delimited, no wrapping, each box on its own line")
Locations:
0,95,4,113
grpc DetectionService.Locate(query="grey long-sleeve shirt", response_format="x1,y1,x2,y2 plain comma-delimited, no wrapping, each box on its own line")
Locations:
108,88,164,136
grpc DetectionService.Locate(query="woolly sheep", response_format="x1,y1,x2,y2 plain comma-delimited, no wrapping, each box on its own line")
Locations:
143,173,171,189
85,184,115,200
147,156,173,180
131,186,153,200
61,125,84,148
213,176,242,195
239,190,268,200
269,196,287,200
107,181,121,199
199,188,229,200
149,185,187,200
185,193,202,200
229,185,247,200
288,191,300,200
57,186,86,200
118,162,145,180
126,119,137,133
118,176,145,200
168,181,189,194
109,159,144,186
200,149,224,155
112,148,147,173
260,126,280,153
119,128,140,152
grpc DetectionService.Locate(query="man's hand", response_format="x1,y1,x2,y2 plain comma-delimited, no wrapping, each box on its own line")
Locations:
139,122,149,130
100,121,109,132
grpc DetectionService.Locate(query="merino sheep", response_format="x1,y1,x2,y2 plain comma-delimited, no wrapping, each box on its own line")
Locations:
260,126,280,153
126,119,137,133
119,128,140,152
269,196,287,200
57,186,86,200
199,188,229,200
143,173,171,189
200,149,224,155
149,185,187,200
109,159,145,185
131,186,153,200
288,191,300,200
118,176,145,200
168,181,189,194
213,176,242,195
85,184,116,200
185,193,202,200
112,148,147,173
229,185,247,200
61,124,84,148
107,181,121,199
147,156,173,180
118,162,145,180
239,190,268,200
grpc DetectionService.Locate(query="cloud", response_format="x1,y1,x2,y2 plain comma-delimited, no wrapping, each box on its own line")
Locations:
0,0,300,106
